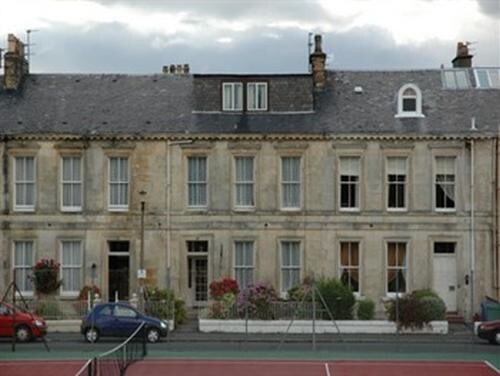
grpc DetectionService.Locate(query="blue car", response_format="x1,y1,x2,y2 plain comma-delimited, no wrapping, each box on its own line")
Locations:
80,302,168,343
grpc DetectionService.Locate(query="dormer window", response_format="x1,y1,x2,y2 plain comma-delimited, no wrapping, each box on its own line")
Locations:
247,82,268,111
396,83,424,118
474,68,500,89
222,82,243,111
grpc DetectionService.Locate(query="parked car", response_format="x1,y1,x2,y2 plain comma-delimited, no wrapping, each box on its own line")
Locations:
477,320,500,345
0,301,47,342
80,302,168,343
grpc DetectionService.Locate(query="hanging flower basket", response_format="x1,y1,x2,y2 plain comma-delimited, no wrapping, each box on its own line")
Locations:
31,258,62,295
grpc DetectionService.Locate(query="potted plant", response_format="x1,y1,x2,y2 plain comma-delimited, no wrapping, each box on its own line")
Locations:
31,258,62,296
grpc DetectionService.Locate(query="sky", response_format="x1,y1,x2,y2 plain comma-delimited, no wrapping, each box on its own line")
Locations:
0,0,498,74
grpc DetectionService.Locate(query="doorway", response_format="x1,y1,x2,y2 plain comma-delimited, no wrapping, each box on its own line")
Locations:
108,241,130,301
187,241,208,307
432,242,457,312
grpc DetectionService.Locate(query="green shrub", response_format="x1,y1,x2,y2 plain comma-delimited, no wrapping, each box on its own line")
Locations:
145,286,186,325
35,300,62,319
356,299,375,320
420,296,446,322
316,278,355,320
208,293,236,319
385,289,447,329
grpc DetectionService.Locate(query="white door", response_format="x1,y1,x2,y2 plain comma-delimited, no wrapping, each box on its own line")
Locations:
433,254,457,312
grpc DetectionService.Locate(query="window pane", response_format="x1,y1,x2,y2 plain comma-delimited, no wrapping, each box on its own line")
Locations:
223,84,232,109
247,84,256,110
402,98,416,112
476,70,490,88
234,84,242,110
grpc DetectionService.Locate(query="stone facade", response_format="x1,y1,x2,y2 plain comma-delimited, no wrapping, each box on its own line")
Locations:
0,135,496,318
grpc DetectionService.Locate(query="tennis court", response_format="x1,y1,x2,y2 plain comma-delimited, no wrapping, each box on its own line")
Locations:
0,359,499,376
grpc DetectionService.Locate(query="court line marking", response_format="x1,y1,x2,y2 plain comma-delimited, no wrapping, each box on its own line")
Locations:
485,361,500,375
324,363,331,376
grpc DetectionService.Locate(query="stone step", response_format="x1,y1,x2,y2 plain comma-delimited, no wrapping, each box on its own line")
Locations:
446,312,465,324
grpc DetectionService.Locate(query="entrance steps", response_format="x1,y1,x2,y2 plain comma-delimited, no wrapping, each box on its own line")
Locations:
446,312,465,324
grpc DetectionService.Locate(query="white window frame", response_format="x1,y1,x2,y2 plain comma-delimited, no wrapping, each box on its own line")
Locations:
187,156,208,209
60,240,83,296
280,241,301,293
61,156,83,212
14,156,36,212
395,83,424,118
222,82,243,111
233,241,255,289
247,82,268,111
473,68,500,89
280,156,302,210
338,156,360,211
386,241,408,297
108,157,129,211
434,156,456,212
234,156,255,210
339,241,361,296
12,240,35,295
386,157,408,211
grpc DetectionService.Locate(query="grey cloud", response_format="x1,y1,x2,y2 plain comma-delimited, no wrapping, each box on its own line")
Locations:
476,0,500,18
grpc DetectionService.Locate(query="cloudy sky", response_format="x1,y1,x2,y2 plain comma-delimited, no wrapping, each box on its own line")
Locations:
0,0,499,74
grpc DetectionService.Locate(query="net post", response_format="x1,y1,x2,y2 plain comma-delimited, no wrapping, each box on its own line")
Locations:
142,322,147,357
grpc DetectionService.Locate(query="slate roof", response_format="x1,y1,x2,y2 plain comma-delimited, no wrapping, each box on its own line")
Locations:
0,69,499,137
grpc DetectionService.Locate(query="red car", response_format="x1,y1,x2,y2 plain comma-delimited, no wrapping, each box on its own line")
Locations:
477,320,500,345
0,301,47,342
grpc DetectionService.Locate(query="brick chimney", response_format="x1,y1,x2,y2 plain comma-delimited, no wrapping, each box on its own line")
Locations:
452,42,473,68
3,34,28,90
309,34,327,88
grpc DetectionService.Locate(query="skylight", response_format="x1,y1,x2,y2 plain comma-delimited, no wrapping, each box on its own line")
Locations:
442,69,470,89
474,68,500,89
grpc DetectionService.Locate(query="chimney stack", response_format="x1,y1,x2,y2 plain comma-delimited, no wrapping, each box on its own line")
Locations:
452,42,473,68
3,34,28,90
309,34,327,89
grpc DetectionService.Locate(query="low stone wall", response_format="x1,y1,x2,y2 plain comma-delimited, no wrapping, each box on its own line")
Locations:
46,319,175,333
199,319,448,334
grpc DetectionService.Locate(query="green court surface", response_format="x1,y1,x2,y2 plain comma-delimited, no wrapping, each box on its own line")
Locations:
1,348,499,369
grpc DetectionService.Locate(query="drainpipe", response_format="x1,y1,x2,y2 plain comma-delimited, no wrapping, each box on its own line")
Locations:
469,118,476,319
166,139,193,289
495,127,500,298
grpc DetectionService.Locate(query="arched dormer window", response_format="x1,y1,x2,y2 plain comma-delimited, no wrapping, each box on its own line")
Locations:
396,83,424,118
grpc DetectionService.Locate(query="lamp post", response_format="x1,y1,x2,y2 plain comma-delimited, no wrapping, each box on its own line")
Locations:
139,190,147,305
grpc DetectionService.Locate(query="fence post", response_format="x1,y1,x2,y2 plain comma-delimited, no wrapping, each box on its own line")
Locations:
312,287,316,351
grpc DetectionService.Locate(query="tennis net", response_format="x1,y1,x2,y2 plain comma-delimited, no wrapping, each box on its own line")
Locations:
75,321,147,376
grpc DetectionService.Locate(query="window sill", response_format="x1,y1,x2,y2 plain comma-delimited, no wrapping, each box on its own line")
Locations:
186,206,208,211
60,292,80,299
434,208,456,213
234,206,256,212
13,207,35,212
385,292,407,299
395,113,425,119
61,207,82,213
387,208,407,213
339,208,360,212
280,207,302,212
108,207,129,212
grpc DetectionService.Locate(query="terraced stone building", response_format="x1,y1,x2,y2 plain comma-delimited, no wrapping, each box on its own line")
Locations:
0,34,499,318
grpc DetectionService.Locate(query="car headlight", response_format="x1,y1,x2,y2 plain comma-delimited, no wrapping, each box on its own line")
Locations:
33,320,45,328
160,321,167,329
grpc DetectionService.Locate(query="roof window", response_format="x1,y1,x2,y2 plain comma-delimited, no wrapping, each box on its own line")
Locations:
474,68,500,89
395,83,424,118
442,69,470,89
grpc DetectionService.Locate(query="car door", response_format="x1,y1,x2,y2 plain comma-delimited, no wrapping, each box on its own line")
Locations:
113,305,141,337
0,303,13,337
93,305,116,336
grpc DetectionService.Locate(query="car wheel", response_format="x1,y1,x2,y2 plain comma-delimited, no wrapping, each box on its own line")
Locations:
494,331,500,345
85,327,100,343
15,325,32,342
146,327,160,343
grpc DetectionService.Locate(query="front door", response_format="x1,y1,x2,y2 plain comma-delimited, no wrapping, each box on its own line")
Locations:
186,241,208,307
433,242,457,312
108,241,130,302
